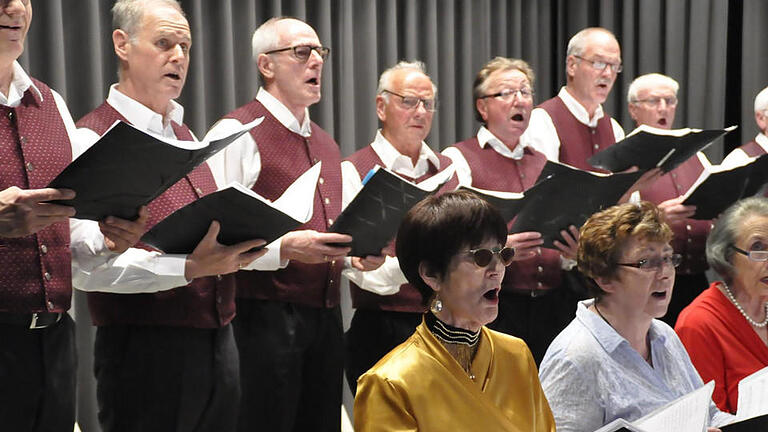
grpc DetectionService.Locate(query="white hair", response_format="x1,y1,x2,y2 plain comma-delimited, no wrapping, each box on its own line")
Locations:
112,0,184,40
251,17,288,62
566,27,617,58
754,86,768,113
376,60,437,96
627,73,679,102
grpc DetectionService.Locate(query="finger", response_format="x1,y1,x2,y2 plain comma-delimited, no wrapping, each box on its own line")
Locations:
240,247,269,264
231,238,268,254
200,220,221,245
317,232,354,244
508,231,543,241
31,202,76,218
100,216,145,235
320,245,352,258
23,188,76,202
511,240,545,250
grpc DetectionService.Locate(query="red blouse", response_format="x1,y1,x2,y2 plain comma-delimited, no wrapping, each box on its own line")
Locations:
675,282,768,413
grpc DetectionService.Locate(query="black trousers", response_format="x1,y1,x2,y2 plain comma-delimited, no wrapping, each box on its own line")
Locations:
94,324,240,432
344,309,422,394
0,314,76,432
233,299,343,432
661,272,709,328
489,281,583,365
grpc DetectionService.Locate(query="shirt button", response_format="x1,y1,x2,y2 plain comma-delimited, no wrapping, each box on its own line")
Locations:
46,300,54,309
319,177,325,185
328,218,334,225
25,161,34,172
194,187,203,195
40,244,48,254
591,129,596,134
44,272,52,281
324,197,330,205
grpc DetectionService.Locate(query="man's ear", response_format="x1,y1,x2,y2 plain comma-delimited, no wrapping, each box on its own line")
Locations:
418,262,441,293
476,98,488,123
113,29,131,62
376,94,387,122
257,53,275,81
628,102,639,125
565,55,577,80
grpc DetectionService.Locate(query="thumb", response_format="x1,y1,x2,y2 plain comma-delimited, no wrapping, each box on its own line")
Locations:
202,220,221,244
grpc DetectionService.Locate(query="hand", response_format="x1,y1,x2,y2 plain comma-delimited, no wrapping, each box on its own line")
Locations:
99,206,150,253
280,230,352,264
706,428,722,432
657,196,696,225
184,221,267,280
0,187,76,238
506,231,544,261
553,225,580,261
351,254,387,271
617,167,662,203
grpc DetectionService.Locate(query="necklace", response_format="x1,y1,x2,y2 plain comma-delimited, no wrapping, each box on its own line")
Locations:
721,282,768,328
426,313,480,380
594,303,652,363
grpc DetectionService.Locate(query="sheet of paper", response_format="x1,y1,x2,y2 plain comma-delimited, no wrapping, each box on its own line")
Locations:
634,381,714,432
734,366,768,421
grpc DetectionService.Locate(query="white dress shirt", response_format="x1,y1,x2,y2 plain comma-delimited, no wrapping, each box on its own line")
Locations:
521,87,625,161
721,132,768,167
340,131,445,295
442,126,525,187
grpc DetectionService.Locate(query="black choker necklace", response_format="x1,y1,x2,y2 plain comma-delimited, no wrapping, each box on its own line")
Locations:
425,312,480,347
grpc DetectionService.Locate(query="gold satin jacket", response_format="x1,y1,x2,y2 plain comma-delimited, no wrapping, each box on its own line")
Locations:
354,320,556,431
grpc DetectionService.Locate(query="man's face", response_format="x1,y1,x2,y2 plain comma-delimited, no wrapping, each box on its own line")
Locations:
0,0,32,65
629,85,678,129
475,68,533,146
756,109,768,136
566,31,621,109
118,6,191,106
376,69,435,149
260,19,324,115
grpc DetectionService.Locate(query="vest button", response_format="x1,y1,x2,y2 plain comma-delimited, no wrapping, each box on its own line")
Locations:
324,197,330,205
313,158,319,164
593,144,599,150
25,161,34,172
20,136,27,144
537,266,544,273
40,244,48,254
686,225,692,231
520,173,525,179
328,218,334,225
44,272,52,281
216,275,223,281
318,177,325,185
329,279,334,285
216,296,222,304
194,187,203,195
7,111,13,121
46,300,54,309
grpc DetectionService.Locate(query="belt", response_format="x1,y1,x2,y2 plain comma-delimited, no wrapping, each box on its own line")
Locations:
0,312,63,329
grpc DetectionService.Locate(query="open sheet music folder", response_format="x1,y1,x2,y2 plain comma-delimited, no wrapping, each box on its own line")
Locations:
48,118,261,221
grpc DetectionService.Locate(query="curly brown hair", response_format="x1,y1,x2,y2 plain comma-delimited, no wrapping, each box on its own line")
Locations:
577,201,673,300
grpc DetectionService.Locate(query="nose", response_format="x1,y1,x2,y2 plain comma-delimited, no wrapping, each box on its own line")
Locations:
169,44,186,61
308,48,324,66
3,0,25,15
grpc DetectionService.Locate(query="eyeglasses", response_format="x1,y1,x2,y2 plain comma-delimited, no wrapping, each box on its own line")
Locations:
381,89,437,112
467,247,515,267
264,45,330,62
633,97,678,107
730,245,768,262
574,55,623,73
616,254,681,271
480,88,534,102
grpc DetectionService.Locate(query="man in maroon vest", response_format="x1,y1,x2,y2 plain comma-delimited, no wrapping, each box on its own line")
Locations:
628,73,715,326
341,61,460,391
443,57,581,364
204,17,363,432
522,27,625,171
723,86,768,168
0,0,150,430
74,1,266,431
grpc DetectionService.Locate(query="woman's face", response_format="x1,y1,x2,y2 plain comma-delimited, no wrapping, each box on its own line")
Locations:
429,238,506,331
730,214,768,299
601,237,675,319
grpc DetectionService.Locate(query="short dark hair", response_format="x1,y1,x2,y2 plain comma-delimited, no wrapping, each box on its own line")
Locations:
396,190,507,306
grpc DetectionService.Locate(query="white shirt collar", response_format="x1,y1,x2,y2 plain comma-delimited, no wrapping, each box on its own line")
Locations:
756,133,768,153
256,87,312,137
107,84,185,138
0,61,43,107
476,126,525,160
371,129,440,178
558,86,605,128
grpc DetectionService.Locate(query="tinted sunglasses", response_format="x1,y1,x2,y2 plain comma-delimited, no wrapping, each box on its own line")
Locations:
467,247,515,267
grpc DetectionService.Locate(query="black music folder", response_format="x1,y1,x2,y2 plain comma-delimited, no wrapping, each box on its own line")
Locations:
510,161,643,248
141,163,319,254
459,185,525,223
330,165,454,257
682,154,768,219
48,118,261,221
588,125,735,173
721,414,768,432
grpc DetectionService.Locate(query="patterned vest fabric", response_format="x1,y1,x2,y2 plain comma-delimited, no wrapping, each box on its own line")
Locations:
77,102,234,328
345,145,458,313
0,79,73,313
453,138,563,294
740,140,765,157
539,96,616,172
639,157,711,274
225,99,343,308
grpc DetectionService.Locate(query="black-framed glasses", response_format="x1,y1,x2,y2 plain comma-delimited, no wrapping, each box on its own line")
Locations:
616,254,681,271
574,55,623,73
467,247,515,267
264,45,330,62
730,245,768,262
480,87,534,102
633,96,678,107
381,89,437,112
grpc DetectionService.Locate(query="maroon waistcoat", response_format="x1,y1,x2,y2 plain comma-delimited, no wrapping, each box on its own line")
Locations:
539,96,616,172
77,102,234,328
740,140,765,157
0,80,72,313
226,99,343,308
345,144,458,312
640,157,711,274
452,138,563,295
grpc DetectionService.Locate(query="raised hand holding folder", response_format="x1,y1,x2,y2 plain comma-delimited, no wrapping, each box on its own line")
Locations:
48,118,262,221
139,163,319,254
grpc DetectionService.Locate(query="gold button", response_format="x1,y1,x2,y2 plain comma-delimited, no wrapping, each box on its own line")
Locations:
40,244,48,254
324,197,330,205
44,272,52,281
25,161,34,172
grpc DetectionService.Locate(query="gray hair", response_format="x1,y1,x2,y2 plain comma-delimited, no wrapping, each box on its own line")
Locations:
112,0,184,40
251,17,306,84
706,196,768,284
627,73,679,102
566,27,617,58
754,86,768,113
376,60,437,98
